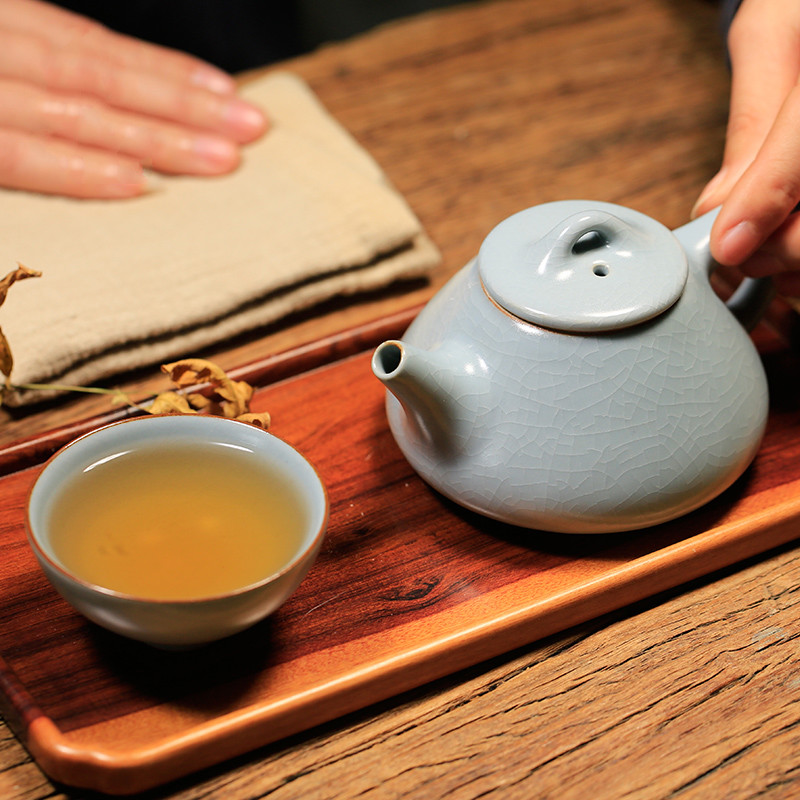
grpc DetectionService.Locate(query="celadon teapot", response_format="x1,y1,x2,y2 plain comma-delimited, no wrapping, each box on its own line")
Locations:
371,201,772,533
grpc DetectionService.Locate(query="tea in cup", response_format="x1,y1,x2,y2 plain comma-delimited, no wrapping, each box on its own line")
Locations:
26,414,328,647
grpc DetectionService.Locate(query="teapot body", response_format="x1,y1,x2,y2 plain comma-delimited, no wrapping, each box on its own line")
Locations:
377,211,768,533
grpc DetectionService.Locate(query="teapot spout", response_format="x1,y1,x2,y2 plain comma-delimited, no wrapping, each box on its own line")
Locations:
372,340,455,452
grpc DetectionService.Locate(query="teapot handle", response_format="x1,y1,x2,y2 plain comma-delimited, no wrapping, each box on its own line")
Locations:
673,208,774,332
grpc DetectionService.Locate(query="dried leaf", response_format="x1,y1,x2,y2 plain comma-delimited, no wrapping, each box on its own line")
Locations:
161,358,227,388
190,381,254,419
160,358,251,419
185,392,212,411
147,391,198,416
0,263,41,391
0,329,12,382
219,380,254,418
153,358,270,429
234,411,272,429
0,263,41,308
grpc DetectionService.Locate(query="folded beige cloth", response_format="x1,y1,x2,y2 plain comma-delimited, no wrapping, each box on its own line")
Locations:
0,71,439,405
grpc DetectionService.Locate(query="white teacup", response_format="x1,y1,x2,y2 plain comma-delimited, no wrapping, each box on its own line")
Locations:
25,414,328,648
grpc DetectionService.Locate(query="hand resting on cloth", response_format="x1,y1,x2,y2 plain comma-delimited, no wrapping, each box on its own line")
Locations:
0,72,439,405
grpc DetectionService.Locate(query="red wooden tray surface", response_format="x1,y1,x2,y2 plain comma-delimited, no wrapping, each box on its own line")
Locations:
1,313,799,795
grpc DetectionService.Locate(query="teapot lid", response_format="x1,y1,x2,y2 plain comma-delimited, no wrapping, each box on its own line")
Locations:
478,201,688,332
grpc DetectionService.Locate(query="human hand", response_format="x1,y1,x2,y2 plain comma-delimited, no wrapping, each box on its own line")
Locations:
692,0,800,297
0,0,268,199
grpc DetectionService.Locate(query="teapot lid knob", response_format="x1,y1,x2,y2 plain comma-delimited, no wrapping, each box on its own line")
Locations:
478,201,688,332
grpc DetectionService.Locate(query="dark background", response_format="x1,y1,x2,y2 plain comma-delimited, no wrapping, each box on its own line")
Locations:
54,1,467,72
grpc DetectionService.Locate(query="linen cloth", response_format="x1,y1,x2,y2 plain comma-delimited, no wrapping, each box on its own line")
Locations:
0,71,439,405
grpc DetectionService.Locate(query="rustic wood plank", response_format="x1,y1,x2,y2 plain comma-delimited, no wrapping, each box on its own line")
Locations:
5,0,800,797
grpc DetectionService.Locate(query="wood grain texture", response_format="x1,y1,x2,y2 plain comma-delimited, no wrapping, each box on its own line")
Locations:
3,0,800,797
0,322,798,793
4,536,800,799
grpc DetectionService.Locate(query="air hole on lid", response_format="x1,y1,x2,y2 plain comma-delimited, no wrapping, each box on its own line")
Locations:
593,263,610,277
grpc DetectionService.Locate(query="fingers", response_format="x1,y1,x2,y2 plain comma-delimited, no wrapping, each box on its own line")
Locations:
0,0,267,198
0,78,240,175
0,0,237,95
692,0,800,218
695,0,800,278
710,82,800,267
724,0,799,165
0,27,267,144
0,0,269,198
0,127,147,198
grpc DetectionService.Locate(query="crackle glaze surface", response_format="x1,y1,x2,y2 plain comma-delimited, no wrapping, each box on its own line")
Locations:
374,205,769,533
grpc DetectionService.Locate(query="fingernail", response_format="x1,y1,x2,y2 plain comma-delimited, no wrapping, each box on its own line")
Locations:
192,135,238,167
222,98,267,140
691,168,728,219
191,67,236,95
717,220,761,265
104,162,147,197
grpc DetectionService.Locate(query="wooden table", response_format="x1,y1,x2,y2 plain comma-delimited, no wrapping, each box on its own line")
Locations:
3,0,800,797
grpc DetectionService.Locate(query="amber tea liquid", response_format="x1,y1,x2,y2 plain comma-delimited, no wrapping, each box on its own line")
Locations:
47,441,310,600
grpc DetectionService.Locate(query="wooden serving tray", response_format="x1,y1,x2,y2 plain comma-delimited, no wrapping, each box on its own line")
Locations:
1,314,799,795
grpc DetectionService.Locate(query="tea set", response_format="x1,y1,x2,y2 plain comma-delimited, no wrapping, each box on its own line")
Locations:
25,201,772,646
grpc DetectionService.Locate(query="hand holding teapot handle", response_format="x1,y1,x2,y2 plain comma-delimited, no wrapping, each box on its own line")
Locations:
675,207,774,332
691,0,800,299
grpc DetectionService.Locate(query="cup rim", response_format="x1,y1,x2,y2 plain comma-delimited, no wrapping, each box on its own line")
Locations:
25,414,329,605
